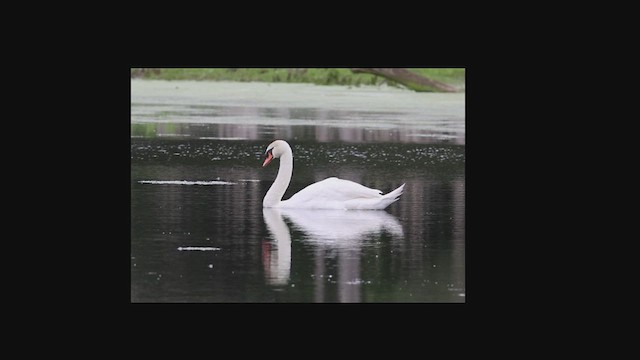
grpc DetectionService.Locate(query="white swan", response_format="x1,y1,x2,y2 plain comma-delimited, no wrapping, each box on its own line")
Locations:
262,140,405,209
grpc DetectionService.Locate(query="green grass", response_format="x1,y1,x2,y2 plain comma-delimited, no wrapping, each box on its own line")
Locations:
131,68,465,91
410,68,465,87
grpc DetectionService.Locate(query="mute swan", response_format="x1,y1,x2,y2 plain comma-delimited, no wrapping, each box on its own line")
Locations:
262,140,405,209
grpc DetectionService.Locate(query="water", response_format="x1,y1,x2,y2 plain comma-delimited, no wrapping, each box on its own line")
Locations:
131,80,465,302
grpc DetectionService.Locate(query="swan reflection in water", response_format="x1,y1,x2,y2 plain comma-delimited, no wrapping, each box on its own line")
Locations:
261,208,292,286
262,208,404,301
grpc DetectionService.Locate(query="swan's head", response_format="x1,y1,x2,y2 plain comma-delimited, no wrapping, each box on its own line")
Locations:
262,140,291,167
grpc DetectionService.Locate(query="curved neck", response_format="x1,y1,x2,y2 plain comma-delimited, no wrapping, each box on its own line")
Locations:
263,148,293,207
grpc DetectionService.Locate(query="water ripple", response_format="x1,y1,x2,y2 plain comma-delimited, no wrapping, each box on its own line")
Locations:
138,180,236,185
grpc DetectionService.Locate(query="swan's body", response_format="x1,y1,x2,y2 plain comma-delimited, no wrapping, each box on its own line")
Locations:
262,140,405,210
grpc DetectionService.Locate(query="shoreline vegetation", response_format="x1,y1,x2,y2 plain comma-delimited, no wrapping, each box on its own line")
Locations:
130,68,465,92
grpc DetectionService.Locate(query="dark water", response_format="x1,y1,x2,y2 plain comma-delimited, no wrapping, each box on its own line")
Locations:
131,81,465,303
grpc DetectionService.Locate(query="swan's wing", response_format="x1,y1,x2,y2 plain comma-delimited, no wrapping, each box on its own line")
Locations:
286,177,382,204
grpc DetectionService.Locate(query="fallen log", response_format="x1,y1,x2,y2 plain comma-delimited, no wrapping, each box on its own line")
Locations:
351,68,458,92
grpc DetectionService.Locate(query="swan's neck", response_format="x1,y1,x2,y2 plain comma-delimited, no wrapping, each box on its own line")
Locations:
263,150,293,207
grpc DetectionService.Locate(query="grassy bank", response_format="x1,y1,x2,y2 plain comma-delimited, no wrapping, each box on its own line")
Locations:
130,68,465,91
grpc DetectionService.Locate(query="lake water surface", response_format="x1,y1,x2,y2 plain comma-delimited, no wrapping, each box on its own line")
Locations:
131,80,465,302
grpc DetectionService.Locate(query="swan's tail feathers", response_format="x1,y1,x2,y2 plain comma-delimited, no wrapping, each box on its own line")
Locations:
380,183,405,209
386,183,405,200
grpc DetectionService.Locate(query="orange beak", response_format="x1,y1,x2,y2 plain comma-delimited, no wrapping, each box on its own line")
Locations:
262,151,274,167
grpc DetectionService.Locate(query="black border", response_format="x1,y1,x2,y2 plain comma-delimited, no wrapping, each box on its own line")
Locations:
120,66,489,321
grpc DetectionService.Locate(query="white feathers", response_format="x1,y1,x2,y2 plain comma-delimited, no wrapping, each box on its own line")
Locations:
263,140,405,210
